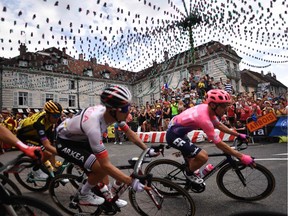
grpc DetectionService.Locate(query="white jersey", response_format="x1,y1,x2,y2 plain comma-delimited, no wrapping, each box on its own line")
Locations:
57,105,108,155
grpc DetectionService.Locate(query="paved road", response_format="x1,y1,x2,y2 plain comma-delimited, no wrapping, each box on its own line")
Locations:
1,141,287,216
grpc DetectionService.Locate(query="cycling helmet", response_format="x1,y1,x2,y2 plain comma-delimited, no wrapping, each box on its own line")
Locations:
101,85,132,108
206,89,231,104
44,100,63,114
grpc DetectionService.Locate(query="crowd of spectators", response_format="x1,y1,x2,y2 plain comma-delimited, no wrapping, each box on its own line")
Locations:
127,73,288,134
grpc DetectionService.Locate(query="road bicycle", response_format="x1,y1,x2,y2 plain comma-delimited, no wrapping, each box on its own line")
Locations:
4,150,82,192
144,138,275,201
49,145,196,215
0,150,63,215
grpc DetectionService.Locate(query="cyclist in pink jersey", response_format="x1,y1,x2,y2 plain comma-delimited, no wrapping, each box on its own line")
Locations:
166,89,254,184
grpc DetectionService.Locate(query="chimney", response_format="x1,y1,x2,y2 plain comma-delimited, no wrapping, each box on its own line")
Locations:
90,57,97,64
19,43,27,55
62,47,66,54
164,51,168,61
273,73,276,79
261,70,264,76
79,53,83,60
267,72,272,77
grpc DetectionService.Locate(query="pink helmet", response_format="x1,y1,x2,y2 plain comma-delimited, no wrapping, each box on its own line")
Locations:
206,89,231,104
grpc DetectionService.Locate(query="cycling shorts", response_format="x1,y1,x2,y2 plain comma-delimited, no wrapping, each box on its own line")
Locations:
56,138,97,171
166,129,202,158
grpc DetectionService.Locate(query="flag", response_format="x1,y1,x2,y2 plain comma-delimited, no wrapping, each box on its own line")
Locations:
162,83,168,90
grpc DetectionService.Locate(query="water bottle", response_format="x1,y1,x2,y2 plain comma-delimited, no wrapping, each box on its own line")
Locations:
55,160,62,168
98,183,113,201
44,160,54,172
201,164,214,177
110,181,122,196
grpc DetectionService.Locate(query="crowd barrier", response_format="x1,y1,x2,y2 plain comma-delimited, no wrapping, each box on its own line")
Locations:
137,129,236,143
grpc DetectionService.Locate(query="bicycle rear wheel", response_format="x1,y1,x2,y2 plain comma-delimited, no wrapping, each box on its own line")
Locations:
49,174,101,215
129,177,196,216
14,158,50,192
217,162,275,201
144,159,188,192
1,195,62,216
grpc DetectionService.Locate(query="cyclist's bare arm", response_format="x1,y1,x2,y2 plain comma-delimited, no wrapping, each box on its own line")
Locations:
215,122,240,137
215,140,242,159
41,138,57,155
120,123,147,150
0,125,42,159
96,155,132,185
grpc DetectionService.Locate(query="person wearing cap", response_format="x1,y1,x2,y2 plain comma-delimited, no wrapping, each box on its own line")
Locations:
262,101,275,115
170,98,179,118
55,85,159,206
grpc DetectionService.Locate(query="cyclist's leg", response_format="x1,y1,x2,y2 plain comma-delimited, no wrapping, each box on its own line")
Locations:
56,138,105,206
166,132,208,173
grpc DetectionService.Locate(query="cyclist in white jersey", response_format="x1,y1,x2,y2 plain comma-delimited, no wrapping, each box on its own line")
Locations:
166,89,254,184
56,85,159,206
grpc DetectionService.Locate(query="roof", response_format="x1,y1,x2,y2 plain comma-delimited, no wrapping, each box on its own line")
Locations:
241,69,287,88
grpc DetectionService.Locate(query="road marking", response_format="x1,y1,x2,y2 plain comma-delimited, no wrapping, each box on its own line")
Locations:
255,158,288,161
273,153,288,156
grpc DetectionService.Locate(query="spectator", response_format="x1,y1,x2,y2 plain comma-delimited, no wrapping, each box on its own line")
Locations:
114,122,124,145
170,98,179,118
162,101,171,131
262,101,275,115
221,78,234,94
155,105,163,131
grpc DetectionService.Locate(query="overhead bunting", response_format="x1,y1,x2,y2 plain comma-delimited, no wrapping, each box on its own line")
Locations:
0,0,287,74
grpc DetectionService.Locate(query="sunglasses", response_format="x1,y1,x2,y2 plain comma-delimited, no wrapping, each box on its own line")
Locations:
50,113,61,118
120,104,130,113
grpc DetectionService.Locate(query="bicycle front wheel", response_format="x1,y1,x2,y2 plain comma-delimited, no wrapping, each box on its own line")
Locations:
14,158,50,192
129,177,196,216
49,174,101,215
2,195,62,216
217,162,275,201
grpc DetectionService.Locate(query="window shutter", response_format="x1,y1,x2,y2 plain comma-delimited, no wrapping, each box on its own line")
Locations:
13,92,18,107
54,94,58,102
41,93,45,106
28,93,32,107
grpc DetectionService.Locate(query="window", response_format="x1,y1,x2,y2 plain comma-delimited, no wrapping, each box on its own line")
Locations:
69,80,76,89
138,97,143,107
83,69,93,77
226,60,231,73
89,96,95,106
46,93,54,101
150,93,155,104
163,75,168,84
18,92,28,106
69,95,76,107
46,77,55,88
62,58,68,65
45,65,53,71
19,60,28,67
203,63,208,74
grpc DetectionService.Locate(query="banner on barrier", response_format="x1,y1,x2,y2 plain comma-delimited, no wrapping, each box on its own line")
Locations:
247,112,277,132
268,116,288,136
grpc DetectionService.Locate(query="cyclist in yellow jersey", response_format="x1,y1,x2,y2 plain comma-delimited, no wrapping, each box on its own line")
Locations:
16,100,62,179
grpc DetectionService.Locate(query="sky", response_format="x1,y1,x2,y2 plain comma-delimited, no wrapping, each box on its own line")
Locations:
0,0,287,87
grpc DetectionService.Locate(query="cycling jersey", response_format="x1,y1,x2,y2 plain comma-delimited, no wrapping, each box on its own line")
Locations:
57,105,126,160
16,111,54,145
167,103,221,144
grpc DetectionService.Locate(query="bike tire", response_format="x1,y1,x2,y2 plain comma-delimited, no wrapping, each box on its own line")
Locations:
14,158,50,192
49,173,101,215
216,162,275,201
1,195,62,216
129,177,196,216
0,174,22,196
144,159,187,193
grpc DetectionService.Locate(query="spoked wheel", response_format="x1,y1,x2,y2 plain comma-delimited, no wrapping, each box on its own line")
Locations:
13,158,50,192
0,174,22,195
217,162,275,201
129,177,196,216
66,163,85,177
2,195,62,216
144,159,188,193
49,174,101,215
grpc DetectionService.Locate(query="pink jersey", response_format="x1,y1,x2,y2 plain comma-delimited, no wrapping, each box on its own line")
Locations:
168,104,222,144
